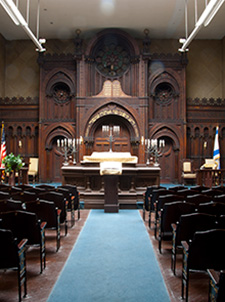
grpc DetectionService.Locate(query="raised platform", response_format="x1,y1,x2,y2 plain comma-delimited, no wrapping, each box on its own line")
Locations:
79,190,145,209
61,163,160,210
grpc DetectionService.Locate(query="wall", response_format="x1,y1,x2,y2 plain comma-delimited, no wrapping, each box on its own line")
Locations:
0,34,5,96
223,36,225,99
4,40,39,98
186,39,223,99
0,35,224,100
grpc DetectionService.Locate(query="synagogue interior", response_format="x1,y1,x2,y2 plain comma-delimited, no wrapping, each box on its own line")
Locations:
0,0,225,301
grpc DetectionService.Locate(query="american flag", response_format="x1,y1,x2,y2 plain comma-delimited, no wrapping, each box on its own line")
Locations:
0,122,7,168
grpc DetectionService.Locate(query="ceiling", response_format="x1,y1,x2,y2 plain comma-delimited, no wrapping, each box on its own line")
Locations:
0,0,225,43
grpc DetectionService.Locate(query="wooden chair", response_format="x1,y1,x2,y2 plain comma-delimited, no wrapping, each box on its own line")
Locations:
189,185,210,193
158,201,196,253
28,158,39,184
54,187,75,227
171,212,217,275
58,184,80,220
0,185,22,196
0,191,10,200
147,187,167,229
213,194,225,203
208,269,225,302
201,188,223,197
212,185,225,193
154,193,184,238
181,229,225,302
217,215,225,229
185,193,212,206
0,228,28,302
36,184,55,191
181,160,197,185
25,200,61,252
177,188,199,197
11,191,37,203
143,186,153,223
23,186,46,198
151,189,174,231
0,199,23,212
16,184,33,190
197,202,225,217
142,185,164,225
39,191,68,235
0,210,46,274
168,185,186,192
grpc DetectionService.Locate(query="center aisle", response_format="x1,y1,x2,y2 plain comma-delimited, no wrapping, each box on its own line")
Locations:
47,210,170,302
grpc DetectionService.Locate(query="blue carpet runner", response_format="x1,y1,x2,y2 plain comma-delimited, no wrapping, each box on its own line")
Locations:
47,210,170,302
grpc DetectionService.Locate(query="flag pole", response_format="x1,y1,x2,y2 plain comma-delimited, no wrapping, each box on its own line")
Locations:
213,125,220,169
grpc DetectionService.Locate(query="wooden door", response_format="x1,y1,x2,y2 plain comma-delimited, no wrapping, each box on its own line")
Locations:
159,137,177,183
47,141,64,183
94,123,130,152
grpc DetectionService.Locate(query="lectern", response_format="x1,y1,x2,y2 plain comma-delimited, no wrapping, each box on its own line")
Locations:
103,175,119,213
84,152,137,213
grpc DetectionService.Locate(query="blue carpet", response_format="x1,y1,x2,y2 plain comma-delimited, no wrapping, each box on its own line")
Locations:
47,210,170,302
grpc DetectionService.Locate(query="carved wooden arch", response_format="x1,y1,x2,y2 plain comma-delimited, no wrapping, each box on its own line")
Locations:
45,70,76,97
84,103,140,141
45,125,75,151
150,71,180,98
85,28,140,57
150,124,181,151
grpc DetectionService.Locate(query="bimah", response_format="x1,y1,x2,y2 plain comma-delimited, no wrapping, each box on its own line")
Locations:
84,152,137,213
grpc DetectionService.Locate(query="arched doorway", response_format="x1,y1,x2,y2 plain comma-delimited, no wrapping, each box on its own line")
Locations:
45,137,64,183
159,136,176,183
84,106,140,158
43,125,75,183
150,126,181,184
93,116,131,153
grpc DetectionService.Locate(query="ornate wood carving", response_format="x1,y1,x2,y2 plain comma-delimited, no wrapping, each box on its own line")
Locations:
1,29,225,184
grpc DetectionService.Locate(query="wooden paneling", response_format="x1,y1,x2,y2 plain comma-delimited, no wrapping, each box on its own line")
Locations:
1,29,225,184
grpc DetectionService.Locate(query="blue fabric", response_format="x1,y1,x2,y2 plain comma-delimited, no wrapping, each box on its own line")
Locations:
47,210,170,302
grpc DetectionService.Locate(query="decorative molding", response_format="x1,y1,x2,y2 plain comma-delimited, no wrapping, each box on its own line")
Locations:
40,118,75,123
187,97,225,106
151,53,181,61
188,119,225,124
85,104,139,138
38,53,74,63
0,96,39,105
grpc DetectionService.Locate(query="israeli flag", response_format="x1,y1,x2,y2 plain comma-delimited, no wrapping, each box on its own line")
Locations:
213,126,220,169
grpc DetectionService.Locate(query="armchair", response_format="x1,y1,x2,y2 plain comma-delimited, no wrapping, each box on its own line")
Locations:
181,160,196,185
28,158,39,184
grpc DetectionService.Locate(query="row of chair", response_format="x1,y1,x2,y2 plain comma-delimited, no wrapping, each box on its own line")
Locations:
143,185,225,232
0,183,80,302
143,185,225,302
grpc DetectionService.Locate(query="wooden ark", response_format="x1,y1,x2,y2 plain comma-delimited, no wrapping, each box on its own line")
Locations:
1,28,225,184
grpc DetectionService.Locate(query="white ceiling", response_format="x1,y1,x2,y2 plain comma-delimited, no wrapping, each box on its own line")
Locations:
0,0,224,42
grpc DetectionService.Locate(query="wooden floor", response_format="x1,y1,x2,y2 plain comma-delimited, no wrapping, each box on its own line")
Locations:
0,209,210,302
